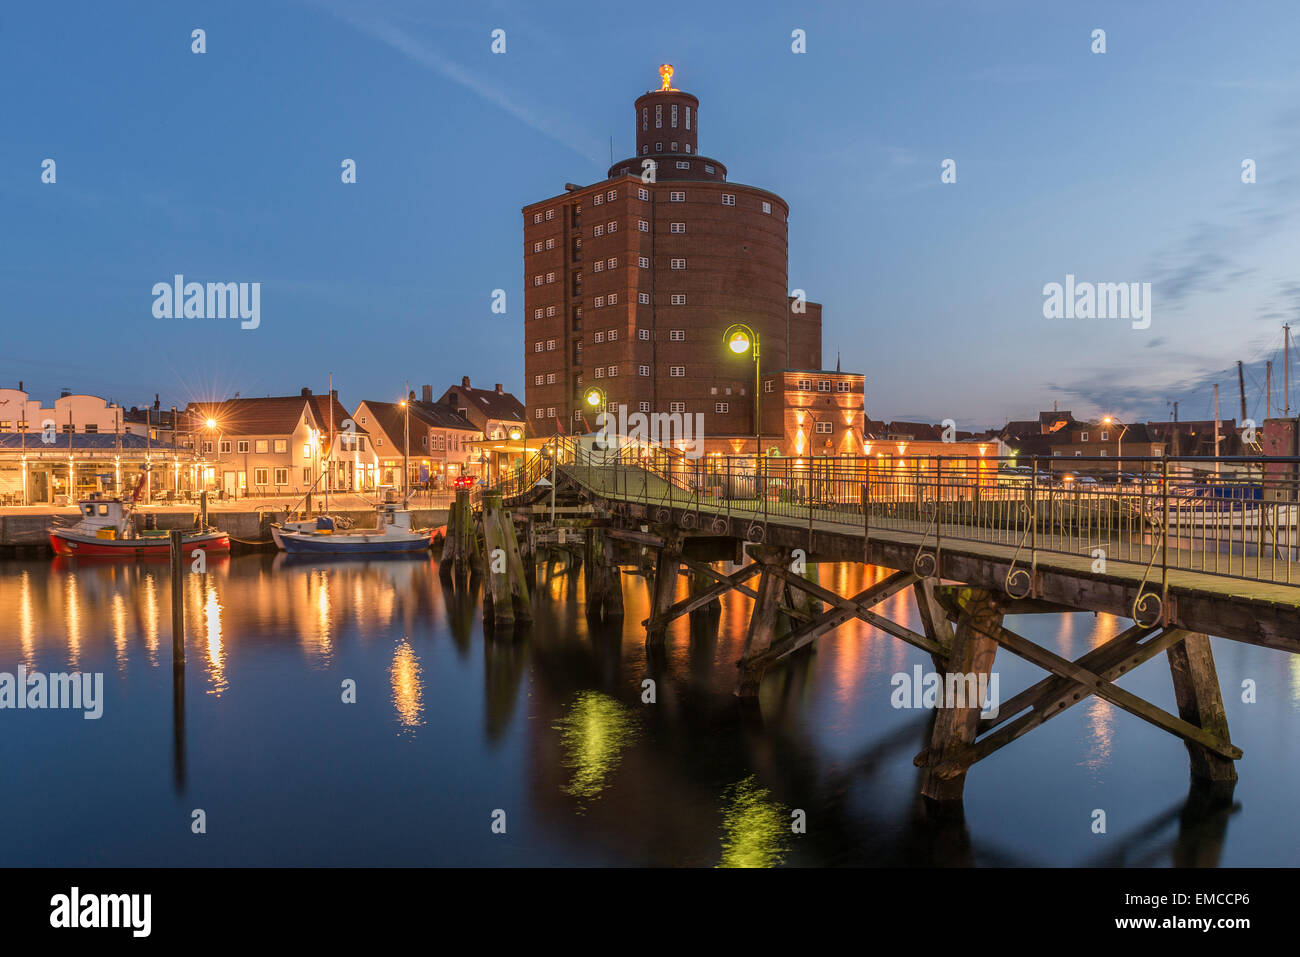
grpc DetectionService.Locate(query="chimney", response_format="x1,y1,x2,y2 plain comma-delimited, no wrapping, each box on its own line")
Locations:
301,387,312,396
154,393,160,409
18,381,22,392
422,384,433,403
495,383,504,395
461,376,471,389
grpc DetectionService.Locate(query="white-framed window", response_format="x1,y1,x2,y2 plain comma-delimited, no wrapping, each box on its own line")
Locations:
670,222,685,233
593,224,604,237
642,107,648,131
545,208,555,220
254,467,269,486
607,189,616,201
639,365,650,376
642,145,649,155
670,366,685,377
575,409,585,421
607,365,619,377
670,191,685,202
638,187,649,201
639,401,650,412
546,305,557,317
638,255,649,268
817,380,831,392
1100,431,1109,441
670,401,685,413
638,292,649,304
1080,432,1089,442
535,408,544,418
671,142,678,151
797,378,812,390
676,161,689,169
608,328,618,340
533,374,544,386
710,386,718,395
816,422,833,434
546,339,556,350
722,193,736,206
547,407,556,418
532,213,542,224
704,164,714,173
762,201,772,214
533,241,543,253
534,275,543,286
593,194,603,206
594,296,605,308
763,380,774,393
638,220,649,232
655,104,662,128
638,328,650,340
546,373,556,384
256,440,268,453
274,467,289,485
236,440,250,453
534,341,544,353
608,293,618,305
606,257,617,268
686,106,691,130
593,261,604,272
670,294,686,305
594,331,605,343
1099,450,1108,457
546,271,555,283
655,142,663,152
547,237,556,249
715,402,729,414
671,104,678,127
534,308,544,319
836,381,851,392
594,367,604,379
607,220,617,232
669,329,685,341
670,258,686,269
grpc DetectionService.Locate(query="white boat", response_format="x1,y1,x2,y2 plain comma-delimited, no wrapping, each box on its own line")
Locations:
270,503,431,554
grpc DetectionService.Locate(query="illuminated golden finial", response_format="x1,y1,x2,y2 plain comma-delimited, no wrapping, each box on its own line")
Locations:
658,63,674,92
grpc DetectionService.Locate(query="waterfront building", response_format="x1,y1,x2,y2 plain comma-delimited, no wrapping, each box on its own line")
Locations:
184,388,377,497
522,65,860,453
435,378,526,440
353,394,483,490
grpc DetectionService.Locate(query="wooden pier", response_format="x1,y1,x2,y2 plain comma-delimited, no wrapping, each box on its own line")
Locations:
460,438,1300,805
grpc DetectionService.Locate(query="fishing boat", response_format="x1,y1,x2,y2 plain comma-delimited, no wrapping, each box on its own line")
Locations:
270,502,431,554
49,489,230,557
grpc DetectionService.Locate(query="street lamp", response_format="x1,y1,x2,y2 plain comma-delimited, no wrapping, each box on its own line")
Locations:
582,386,607,449
1102,416,1129,481
723,323,761,456
399,386,410,506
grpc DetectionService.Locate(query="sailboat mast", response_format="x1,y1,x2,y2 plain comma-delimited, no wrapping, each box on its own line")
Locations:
1213,383,1221,475
1286,324,1292,418
1267,361,1273,419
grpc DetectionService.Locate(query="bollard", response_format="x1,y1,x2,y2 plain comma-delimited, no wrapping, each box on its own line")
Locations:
170,529,185,671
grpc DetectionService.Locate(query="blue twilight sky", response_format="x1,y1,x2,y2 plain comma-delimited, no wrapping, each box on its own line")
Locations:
3,0,1299,429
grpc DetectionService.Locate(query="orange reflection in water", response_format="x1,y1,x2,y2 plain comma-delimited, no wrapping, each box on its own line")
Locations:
390,639,424,732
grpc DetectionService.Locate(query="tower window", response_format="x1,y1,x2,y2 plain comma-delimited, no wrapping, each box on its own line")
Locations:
671,104,678,127
686,106,691,130
655,105,662,128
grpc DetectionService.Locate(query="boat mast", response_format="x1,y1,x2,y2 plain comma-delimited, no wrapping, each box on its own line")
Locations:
1285,324,1292,418
403,379,410,509
1213,383,1220,475
326,371,333,515
1267,360,1273,419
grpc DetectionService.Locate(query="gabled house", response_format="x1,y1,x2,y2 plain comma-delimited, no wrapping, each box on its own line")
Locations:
353,395,484,490
436,377,526,440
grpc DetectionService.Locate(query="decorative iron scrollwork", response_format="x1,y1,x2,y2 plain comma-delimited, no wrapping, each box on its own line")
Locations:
746,523,765,544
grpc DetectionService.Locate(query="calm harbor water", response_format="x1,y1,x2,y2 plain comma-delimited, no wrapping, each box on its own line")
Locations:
1,552,1298,867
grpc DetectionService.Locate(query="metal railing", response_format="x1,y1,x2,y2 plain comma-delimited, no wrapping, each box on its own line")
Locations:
514,447,1300,595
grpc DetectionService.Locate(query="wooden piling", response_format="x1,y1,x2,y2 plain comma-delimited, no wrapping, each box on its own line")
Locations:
920,587,1001,804
583,528,625,621
645,529,683,644
687,565,722,625
737,547,787,697
169,529,185,672
1166,632,1238,784
497,505,532,623
480,491,515,630
439,489,480,580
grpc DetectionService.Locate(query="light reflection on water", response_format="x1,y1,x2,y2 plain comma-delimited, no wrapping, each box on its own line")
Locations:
0,553,1296,867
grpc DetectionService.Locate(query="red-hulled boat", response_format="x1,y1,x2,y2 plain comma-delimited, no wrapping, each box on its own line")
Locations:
48,473,229,558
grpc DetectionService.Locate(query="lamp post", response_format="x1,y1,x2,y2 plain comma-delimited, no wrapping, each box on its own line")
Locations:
399,386,410,507
509,426,524,490
583,386,607,453
724,324,761,455
1102,416,1129,482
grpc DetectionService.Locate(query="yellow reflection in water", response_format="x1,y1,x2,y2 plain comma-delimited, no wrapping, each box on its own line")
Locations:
717,775,789,868
141,573,159,663
314,571,333,661
64,573,81,668
390,639,423,731
1288,654,1300,706
553,691,638,805
112,593,128,668
18,570,35,667
204,584,226,695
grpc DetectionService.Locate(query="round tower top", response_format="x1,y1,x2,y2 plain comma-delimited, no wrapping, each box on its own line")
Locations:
634,65,700,159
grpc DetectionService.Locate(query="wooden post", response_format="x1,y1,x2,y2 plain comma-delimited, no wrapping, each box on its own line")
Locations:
583,528,624,621
1166,633,1238,784
687,565,722,624
169,529,185,672
645,528,683,645
737,547,786,696
439,488,480,580
920,587,1001,804
913,577,954,672
497,505,532,623
480,491,514,630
